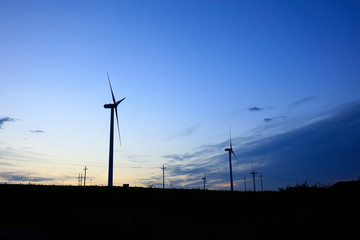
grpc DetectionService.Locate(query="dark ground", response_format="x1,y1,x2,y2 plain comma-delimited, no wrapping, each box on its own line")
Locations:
0,181,359,240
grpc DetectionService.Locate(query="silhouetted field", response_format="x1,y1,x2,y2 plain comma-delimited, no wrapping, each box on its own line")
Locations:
0,182,359,240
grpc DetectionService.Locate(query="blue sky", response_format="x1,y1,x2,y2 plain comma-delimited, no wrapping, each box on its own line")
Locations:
1,0,360,190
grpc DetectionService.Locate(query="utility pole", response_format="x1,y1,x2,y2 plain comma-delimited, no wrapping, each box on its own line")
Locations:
243,177,247,191
84,166,88,186
80,173,83,186
161,165,166,189
259,174,263,191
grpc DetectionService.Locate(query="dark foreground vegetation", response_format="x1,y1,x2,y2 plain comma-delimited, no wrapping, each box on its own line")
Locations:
0,181,359,240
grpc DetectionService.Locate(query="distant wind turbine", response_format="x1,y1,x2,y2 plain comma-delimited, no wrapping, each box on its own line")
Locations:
224,128,239,191
104,72,126,187
201,172,207,190
250,162,259,192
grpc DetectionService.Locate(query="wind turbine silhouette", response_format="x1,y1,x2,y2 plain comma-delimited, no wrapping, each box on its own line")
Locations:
104,71,125,187
250,162,259,192
201,172,207,190
224,128,238,191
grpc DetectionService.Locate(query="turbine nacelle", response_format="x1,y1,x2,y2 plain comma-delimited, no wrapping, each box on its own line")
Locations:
104,97,126,108
104,103,116,108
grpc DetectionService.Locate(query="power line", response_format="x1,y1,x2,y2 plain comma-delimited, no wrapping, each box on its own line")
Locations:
1,156,161,169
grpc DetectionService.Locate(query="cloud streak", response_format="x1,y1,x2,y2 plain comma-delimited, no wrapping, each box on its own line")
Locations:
291,97,317,106
0,171,56,182
29,130,45,134
164,125,199,140
263,116,286,122
0,117,15,128
248,107,264,112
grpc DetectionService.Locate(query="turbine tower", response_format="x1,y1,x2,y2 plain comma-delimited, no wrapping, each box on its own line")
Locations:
243,177,247,191
250,162,259,192
259,173,263,191
104,72,125,187
224,128,239,191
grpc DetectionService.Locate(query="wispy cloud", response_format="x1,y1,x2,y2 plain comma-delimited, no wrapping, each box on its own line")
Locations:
126,154,151,163
0,171,56,182
263,118,272,123
0,146,52,170
291,97,317,106
165,125,199,140
263,116,286,122
0,117,15,128
29,130,45,134
248,107,264,112
162,153,195,163
0,161,14,166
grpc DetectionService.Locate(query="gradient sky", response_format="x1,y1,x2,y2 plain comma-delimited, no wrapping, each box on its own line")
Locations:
1,0,360,190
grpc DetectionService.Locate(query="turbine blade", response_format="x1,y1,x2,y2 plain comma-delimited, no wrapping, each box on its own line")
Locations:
115,107,122,146
107,71,117,105
231,149,239,161
229,127,232,149
117,97,126,106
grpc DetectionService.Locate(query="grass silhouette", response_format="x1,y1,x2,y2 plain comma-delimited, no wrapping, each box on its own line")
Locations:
0,183,359,240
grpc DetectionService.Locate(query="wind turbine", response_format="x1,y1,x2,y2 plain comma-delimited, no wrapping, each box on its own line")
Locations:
104,71,126,187
201,172,207,190
224,128,239,191
250,162,259,192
